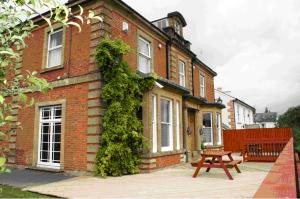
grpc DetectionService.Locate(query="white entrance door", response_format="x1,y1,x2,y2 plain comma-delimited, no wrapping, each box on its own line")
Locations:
37,105,62,169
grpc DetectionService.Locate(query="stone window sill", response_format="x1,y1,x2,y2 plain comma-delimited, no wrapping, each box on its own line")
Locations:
142,149,184,158
40,65,64,74
26,166,63,173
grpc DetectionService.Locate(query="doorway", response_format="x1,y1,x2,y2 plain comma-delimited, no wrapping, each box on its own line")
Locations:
187,110,196,156
37,105,62,169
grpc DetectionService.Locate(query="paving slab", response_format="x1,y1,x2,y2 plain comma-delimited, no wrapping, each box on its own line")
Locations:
25,162,273,198
0,168,74,188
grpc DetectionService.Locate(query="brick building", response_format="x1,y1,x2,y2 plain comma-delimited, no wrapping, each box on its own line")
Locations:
6,0,225,174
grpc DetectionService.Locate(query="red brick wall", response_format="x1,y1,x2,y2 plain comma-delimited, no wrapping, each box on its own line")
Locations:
22,10,92,82
111,10,167,79
156,154,181,168
13,9,94,171
16,83,89,171
193,64,215,102
194,66,200,96
200,67,215,102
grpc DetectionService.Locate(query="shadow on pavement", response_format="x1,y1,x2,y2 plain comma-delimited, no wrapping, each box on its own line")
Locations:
0,168,74,188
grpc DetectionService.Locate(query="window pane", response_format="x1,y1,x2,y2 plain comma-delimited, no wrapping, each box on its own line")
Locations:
179,75,185,86
203,113,212,127
41,151,49,162
200,87,205,97
203,128,212,143
138,55,150,73
42,108,51,120
54,107,62,119
53,152,60,163
48,48,62,67
161,99,170,123
161,123,170,147
179,61,185,73
216,114,220,128
49,30,63,48
139,38,150,56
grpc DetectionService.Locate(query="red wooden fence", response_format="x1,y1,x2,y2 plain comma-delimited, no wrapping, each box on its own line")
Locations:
223,128,292,152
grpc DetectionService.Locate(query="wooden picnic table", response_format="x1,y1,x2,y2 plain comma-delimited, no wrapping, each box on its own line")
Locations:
191,151,242,180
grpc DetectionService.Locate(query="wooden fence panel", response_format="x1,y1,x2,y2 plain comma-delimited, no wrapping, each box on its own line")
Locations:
223,128,292,153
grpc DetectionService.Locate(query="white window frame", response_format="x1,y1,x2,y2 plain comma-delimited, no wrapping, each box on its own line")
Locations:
152,95,157,153
179,60,185,87
138,37,151,73
161,98,173,152
46,29,63,68
37,105,62,169
216,113,222,145
203,112,213,146
200,74,205,97
176,101,180,150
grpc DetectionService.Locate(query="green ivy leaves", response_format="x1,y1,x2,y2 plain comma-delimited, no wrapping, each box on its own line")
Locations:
95,39,156,177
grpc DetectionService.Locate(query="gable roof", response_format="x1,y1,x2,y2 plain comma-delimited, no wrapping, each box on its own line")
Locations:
233,98,256,112
215,89,256,111
254,112,278,123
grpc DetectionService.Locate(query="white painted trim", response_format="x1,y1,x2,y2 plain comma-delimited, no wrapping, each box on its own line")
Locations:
217,113,222,145
176,101,180,150
152,95,157,153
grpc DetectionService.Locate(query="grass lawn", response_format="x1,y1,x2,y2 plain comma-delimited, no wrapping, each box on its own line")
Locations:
0,185,55,198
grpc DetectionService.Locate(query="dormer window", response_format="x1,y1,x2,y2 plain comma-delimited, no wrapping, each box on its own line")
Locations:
174,20,181,35
153,19,169,30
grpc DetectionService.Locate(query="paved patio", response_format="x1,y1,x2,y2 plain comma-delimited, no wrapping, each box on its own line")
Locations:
25,161,273,198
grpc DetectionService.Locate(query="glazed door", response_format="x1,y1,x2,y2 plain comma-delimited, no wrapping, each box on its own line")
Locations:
37,105,62,169
187,110,196,153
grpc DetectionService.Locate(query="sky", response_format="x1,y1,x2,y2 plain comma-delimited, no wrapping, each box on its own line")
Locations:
123,0,300,114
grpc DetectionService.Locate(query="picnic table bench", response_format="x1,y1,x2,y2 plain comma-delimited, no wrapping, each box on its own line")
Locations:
191,151,242,180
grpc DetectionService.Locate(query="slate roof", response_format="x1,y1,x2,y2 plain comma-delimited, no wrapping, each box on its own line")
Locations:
254,112,278,123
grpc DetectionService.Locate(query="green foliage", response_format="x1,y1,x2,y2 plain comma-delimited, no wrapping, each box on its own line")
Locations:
277,106,300,146
0,0,103,173
95,39,156,177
